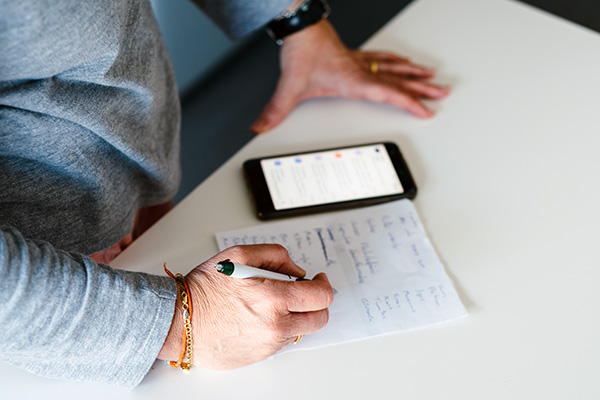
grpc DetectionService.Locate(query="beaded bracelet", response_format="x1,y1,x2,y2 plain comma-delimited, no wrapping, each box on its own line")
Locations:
164,263,194,370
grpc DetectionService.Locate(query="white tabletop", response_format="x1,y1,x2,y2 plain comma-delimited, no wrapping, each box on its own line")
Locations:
5,0,600,398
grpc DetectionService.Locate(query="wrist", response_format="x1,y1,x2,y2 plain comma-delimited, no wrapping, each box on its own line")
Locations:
157,293,184,362
281,18,335,47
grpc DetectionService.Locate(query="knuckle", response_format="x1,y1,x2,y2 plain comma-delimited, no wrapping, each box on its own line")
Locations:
314,275,335,307
262,328,280,344
265,316,289,342
320,308,330,327
324,286,334,307
224,245,248,261
272,243,290,258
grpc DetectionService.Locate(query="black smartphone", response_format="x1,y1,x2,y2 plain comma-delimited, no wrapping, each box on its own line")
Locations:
243,142,417,220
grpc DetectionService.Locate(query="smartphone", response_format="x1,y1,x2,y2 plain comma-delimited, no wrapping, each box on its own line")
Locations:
243,142,417,220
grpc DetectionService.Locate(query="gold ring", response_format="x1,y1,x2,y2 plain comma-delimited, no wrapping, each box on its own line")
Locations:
369,60,379,74
293,335,304,344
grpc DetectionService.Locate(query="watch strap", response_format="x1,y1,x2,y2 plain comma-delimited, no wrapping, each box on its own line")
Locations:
265,0,331,45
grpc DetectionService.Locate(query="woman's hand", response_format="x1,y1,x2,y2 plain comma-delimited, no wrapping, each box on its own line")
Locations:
251,20,449,134
158,244,333,369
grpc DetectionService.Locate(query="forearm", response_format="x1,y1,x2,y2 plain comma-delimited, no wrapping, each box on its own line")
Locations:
0,226,177,387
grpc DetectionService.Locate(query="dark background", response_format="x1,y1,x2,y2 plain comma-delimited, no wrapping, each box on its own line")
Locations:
175,0,600,203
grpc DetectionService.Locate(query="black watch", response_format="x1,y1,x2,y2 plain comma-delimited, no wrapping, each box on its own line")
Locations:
265,0,331,45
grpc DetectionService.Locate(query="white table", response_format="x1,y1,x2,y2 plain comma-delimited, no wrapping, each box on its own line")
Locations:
4,0,600,398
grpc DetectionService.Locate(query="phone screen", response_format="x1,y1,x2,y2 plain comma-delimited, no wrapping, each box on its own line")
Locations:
259,143,404,210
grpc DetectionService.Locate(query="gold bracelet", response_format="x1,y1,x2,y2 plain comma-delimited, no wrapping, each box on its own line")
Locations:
164,264,194,370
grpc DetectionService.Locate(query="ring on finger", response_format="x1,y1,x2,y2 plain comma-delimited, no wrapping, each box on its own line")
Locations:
369,60,379,74
293,335,304,344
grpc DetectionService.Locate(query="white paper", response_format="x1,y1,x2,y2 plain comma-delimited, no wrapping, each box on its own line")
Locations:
215,199,467,352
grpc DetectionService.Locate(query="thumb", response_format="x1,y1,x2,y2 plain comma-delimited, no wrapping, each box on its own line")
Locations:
251,83,301,134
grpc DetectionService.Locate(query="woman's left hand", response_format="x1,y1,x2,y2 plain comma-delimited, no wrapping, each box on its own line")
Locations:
251,20,450,134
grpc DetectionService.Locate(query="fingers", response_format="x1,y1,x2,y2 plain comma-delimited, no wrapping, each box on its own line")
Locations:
359,50,410,64
346,79,433,118
378,61,435,78
251,80,302,134
358,50,434,78
282,272,334,312
377,73,450,100
398,79,450,99
344,71,449,119
269,273,333,340
211,245,333,312
216,244,307,278
351,50,449,118
286,309,330,336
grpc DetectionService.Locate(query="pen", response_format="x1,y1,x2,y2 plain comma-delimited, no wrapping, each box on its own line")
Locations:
214,259,309,282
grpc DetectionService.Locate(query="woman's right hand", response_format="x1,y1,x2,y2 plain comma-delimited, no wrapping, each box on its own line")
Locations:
158,244,334,369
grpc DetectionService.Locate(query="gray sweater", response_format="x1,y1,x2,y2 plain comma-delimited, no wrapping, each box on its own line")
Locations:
0,0,290,387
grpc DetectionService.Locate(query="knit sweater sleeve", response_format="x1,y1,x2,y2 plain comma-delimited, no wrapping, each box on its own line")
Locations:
0,226,177,387
190,0,294,39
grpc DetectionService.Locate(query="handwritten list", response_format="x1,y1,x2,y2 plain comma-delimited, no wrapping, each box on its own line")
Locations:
215,199,467,352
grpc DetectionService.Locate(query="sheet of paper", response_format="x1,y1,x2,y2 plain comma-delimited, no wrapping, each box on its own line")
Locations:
215,200,467,352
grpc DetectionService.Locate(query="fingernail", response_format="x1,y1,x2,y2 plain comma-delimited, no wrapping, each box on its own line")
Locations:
423,108,435,118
